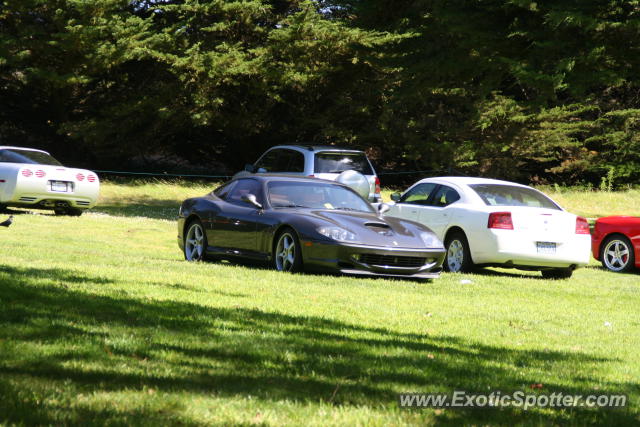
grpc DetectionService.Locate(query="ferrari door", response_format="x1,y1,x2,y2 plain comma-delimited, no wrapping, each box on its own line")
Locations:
210,178,264,257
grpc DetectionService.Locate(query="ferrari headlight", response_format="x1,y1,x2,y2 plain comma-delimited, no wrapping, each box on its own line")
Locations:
420,232,444,249
317,226,358,242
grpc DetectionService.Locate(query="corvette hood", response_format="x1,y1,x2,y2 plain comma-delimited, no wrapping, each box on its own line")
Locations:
302,209,439,249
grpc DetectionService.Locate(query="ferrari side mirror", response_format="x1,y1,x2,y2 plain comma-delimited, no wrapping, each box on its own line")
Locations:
390,192,402,202
241,193,262,209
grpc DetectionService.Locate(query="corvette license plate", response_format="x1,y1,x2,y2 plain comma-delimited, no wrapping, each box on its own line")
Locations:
49,181,71,192
536,242,556,254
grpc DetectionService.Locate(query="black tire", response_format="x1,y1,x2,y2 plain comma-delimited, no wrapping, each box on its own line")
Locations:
444,231,474,273
541,268,573,279
600,234,635,273
55,208,83,216
273,227,303,273
184,219,208,262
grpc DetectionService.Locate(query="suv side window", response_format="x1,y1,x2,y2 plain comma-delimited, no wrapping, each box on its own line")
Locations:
400,183,437,205
255,149,304,173
226,179,264,206
254,149,282,172
430,185,460,207
286,150,305,172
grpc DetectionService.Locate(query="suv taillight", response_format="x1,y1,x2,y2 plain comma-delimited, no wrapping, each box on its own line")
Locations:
374,177,381,195
488,212,513,230
576,217,590,234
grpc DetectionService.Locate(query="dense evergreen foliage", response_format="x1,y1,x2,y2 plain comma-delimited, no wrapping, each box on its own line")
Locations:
1,0,639,184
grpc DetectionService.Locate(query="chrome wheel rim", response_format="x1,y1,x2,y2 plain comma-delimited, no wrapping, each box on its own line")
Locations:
275,233,296,272
447,239,464,272
603,239,630,272
185,223,205,261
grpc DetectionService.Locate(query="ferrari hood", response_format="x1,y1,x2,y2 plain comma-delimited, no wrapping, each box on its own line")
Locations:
305,209,438,249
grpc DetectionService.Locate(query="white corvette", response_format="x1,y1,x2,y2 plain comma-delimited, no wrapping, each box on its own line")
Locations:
0,146,99,216
383,177,591,279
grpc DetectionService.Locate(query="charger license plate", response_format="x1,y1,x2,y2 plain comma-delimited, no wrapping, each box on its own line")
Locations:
536,242,556,254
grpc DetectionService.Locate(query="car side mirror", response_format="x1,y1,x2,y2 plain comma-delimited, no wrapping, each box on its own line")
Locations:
256,167,267,174
244,163,256,173
377,203,391,215
241,193,262,209
390,192,402,202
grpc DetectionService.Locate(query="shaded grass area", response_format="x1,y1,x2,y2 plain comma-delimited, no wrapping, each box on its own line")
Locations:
0,180,639,425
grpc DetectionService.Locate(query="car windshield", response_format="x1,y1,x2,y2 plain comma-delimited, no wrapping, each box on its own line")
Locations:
314,152,373,175
0,149,63,166
469,184,561,210
267,181,374,213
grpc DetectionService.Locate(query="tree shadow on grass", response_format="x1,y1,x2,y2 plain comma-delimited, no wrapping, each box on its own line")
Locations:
0,265,637,425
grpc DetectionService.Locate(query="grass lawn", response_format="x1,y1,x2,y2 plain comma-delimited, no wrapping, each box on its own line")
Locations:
0,180,638,425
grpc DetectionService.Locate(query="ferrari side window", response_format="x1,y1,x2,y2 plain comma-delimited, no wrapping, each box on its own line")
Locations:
227,179,264,206
400,183,437,205
213,181,236,200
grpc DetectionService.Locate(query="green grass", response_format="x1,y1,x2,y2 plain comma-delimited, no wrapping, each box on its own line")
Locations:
0,180,638,425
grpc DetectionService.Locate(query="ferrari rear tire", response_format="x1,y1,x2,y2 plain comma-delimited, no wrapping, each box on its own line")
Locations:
184,219,208,262
541,268,573,279
55,208,83,216
444,231,474,273
601,235,635,273
274,227,303,273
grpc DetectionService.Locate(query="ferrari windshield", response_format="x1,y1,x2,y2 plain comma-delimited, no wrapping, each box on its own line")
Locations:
0,149,63,166
267,181,374,213
469,184,561,210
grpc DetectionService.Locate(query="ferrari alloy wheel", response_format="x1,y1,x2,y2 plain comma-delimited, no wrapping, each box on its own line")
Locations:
602,235,635,273
444,231,474,273
274,228,302,273
184,220,207,261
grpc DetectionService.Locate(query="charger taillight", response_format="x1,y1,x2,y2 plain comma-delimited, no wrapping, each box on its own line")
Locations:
488,212,514,230
576,216,590,234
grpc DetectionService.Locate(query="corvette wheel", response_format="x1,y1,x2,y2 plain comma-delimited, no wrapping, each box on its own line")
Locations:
274,228,302,273
602,235,635,273
184,220,207,261
444,232,474,273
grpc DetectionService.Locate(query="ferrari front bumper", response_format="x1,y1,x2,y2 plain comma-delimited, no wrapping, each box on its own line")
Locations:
301,240,445,279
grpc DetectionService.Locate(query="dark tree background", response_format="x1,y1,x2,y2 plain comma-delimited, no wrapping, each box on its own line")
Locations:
1,0,639,185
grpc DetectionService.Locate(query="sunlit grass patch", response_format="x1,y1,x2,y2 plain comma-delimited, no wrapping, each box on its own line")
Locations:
0,180,638,425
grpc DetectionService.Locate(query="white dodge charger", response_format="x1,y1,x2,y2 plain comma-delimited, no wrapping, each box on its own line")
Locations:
0,146,99,216
383,177,591,279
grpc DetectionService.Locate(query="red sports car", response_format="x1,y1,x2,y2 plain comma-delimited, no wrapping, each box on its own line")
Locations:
591,216,640,272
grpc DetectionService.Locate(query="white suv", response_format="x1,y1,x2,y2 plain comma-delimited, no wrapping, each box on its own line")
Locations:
241,145,381,202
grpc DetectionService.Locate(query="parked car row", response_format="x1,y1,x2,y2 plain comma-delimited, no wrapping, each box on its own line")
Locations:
2,144,638,279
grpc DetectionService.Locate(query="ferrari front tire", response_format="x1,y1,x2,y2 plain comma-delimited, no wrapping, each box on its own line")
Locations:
274,228,302,273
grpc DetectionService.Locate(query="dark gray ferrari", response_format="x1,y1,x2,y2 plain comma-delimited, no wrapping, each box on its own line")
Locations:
177,175,445,279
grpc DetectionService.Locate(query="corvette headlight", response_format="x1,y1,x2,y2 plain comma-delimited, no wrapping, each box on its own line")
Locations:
420,232,444,249
317,226,358,242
